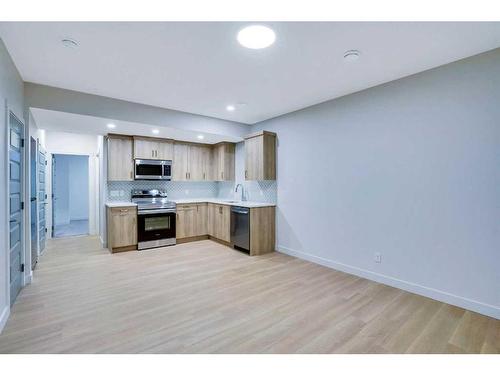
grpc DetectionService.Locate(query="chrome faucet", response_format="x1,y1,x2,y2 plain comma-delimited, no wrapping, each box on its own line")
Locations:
235,183,245,201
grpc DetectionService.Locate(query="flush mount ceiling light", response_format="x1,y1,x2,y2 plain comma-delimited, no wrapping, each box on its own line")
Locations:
61,38,79,48
152,129,160,135
197,134,205,140
344,50,361,62
226,105,236,112
237,25,276,49
106,123,116,129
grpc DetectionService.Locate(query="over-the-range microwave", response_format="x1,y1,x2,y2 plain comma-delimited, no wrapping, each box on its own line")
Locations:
134,159,172,180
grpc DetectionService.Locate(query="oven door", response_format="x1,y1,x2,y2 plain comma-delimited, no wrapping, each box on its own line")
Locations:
137,209,176,249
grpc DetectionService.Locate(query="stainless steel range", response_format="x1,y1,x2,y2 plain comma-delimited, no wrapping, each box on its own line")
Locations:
132,189,176,250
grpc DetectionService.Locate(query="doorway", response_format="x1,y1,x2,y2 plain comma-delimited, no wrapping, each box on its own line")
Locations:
30,137,38,269
8,112,24,306
51,154,89,238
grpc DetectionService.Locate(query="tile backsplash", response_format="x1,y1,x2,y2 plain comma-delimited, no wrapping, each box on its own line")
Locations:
107,180,277,204
218,180,277,204
107,181,218,201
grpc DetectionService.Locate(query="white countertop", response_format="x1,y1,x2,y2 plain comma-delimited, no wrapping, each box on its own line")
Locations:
105,202,138,208
106,199,275,208
171,198,276,208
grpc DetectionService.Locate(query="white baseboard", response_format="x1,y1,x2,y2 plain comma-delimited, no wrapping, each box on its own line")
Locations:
277,245,500,320
0,305,9,333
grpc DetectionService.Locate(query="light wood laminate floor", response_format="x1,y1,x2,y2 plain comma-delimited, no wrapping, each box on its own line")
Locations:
0,236,498,354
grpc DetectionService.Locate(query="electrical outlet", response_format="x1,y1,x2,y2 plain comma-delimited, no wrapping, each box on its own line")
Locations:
374,252,382,263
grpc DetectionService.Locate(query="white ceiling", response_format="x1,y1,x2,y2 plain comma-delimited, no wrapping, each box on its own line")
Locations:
2,22,500,124
31,108,242,144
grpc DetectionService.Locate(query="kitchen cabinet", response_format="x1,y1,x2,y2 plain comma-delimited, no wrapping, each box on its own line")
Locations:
245,131,276,181
173,142,190,180
173,142,213,181
107,135,134,181
106,206,137,252
176,203,208,239
249,206,275,255
134,136,173,160
208,203,231,242
213,142,235,181
189,144,213,181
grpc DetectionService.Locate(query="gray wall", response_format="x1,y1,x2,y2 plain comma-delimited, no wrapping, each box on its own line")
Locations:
0,38,25,330
252,48,500,318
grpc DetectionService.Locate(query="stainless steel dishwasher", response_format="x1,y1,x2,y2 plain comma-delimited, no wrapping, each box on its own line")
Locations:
230,206,250,252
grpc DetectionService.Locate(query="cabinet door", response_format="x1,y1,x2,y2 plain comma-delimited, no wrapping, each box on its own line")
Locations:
210,204,230,241
213,143,235,181
108,137,134,181
188,145,204,181
108,207,137,247
245,136,263,180
173,143,189,181
201,146,213,181
221,143,235,181
134,137,156,160
157,140,174,160
245,132,276,180
213,144,222,181
176,205,196,238
220,205,231,242
194,203,208,236
207,203,216,237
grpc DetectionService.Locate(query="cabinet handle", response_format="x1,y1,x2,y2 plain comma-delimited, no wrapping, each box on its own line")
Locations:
203,172,205,180
185,172,188,179
221,171,224,180
152,150,154,158
245,170,248,179
130,171,133,179
156,150,158,157
219,206,222,214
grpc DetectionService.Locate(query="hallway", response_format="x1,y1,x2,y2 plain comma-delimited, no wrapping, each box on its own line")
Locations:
53,219,89,237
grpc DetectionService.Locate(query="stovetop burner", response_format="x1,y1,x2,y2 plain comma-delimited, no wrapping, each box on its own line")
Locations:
131,189,176,210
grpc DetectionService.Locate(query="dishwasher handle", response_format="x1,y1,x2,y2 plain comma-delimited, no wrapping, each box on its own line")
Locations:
231,206,249,214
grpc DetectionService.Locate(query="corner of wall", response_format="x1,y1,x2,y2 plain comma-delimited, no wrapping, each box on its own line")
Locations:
0,304,9,333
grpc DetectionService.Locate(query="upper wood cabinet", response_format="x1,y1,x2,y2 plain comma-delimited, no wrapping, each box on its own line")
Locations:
108,135,134,181
245,131,276,181
173,142,190,180
213,142,235,181
133,136,173,160
173,142,214,181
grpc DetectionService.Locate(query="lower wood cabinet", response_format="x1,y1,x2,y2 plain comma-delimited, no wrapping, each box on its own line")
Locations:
176,203,208,239
176,202,275,255
249,206,275,256
107,206,137,253
207,203,231,242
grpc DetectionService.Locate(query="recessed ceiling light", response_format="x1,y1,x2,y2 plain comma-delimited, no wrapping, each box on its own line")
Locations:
152,129,160,135
237,25,276,49
226,105,235,112
107,123,116,129
344,50,361,62
197,135,205,140
61,38,79,48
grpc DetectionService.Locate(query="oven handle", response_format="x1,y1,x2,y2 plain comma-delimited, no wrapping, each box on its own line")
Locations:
138,209,176,215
